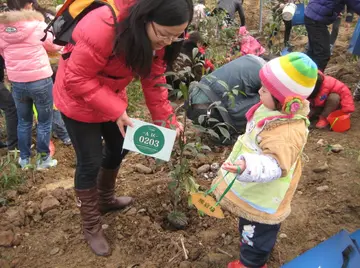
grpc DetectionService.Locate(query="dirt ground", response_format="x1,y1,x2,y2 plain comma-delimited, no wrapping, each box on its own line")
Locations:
1,2,360,268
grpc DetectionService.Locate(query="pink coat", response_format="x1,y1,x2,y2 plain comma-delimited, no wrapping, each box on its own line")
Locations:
238,26,266,56
0,10,60,82
53,1,178,126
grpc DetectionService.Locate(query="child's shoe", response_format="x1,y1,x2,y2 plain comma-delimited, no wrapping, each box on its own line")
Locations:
36,155,58,170
62,138,72,146
228,260,267,268
18,158,31,170
315,116,329,129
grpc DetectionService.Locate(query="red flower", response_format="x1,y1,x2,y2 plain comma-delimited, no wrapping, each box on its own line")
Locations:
198,46,206,54
204,59,215,71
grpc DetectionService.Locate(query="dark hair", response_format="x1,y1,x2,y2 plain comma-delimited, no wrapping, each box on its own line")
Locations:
188,31,203,44
308,72,323,99
7,0,54,20
7,0,32,10
32,0,55,22
115,0,193,77
272,96,283,111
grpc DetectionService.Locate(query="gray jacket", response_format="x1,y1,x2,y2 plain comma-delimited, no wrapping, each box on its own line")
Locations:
190,55,265,132
217,0,245,25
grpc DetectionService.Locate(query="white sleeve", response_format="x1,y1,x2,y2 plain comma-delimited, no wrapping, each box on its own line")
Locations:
236,153,282,183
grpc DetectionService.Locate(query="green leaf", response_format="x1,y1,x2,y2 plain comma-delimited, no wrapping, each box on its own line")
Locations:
168,180,177,190
164,71,178,77
198,114,206,125
192,48,199,60
207,129,220,139
208,101,222,109
192,124,207,132
194,82,211,92
216,80,229,90
239,90,247,97
156,83,173,90
184,144,197,154
215,106,228,113
188,195,193,207
217,126,230,140
207,118,219,123
201,145,212,151
229,94,235,108
177,90,183,99
232,89,239,96
179,82,188,101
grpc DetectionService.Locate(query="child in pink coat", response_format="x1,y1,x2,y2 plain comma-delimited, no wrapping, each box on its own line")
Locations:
0,0,61,169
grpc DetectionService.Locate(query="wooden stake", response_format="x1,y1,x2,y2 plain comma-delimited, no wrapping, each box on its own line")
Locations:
216,248,233,258
180,236,188,260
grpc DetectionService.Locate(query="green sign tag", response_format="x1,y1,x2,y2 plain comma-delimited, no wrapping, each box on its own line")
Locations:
123,119,177,161
133,125,165,155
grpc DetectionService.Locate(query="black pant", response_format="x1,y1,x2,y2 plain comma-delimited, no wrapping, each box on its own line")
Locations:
62,114,128,190
305,16,330,72
0,83,18,150
269,20,293,46
239,217,281,268
0,55,5,82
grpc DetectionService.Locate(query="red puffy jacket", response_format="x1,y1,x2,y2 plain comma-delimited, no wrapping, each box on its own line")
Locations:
53,0,177,127
313,72,355,113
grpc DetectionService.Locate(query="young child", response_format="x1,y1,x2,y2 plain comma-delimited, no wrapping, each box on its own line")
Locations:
228,26,266,62
212,52,318,268
308,71,355,129
0,0,61,169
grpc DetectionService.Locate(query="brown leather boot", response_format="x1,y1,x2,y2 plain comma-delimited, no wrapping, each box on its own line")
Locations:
75,187,111,256
97,167,133,214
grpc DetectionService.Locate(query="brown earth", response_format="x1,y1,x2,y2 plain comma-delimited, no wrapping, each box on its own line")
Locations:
1,1,360,268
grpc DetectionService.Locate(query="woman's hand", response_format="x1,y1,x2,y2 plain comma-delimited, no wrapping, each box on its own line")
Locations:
176,122,185,142
116,111,134,137
222,159,246,174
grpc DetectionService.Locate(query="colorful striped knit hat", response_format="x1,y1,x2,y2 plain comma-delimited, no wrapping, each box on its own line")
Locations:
259,52,318,106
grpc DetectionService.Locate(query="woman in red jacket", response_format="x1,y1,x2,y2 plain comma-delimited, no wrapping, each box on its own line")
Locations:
53,0,193,256
308,71,355,128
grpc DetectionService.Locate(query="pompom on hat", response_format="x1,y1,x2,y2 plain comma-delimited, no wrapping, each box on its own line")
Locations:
259,52,318,115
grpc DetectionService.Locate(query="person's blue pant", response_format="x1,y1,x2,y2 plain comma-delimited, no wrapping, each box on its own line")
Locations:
239,217,281,267
52,109,69,141
11,77,53,160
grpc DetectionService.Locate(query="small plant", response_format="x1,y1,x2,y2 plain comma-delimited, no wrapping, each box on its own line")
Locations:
126,80,146,119
0,151,23,192
165,79,203,229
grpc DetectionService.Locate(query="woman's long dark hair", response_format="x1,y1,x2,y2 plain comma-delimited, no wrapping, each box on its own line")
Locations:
115,0,193,77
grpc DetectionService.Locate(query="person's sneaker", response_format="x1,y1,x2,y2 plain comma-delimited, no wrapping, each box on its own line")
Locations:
316,116,329,129
18,158,31,170
62,138,72,146
36,155,58,170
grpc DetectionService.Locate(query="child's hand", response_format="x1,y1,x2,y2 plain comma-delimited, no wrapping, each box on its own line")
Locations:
222,159,246,174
